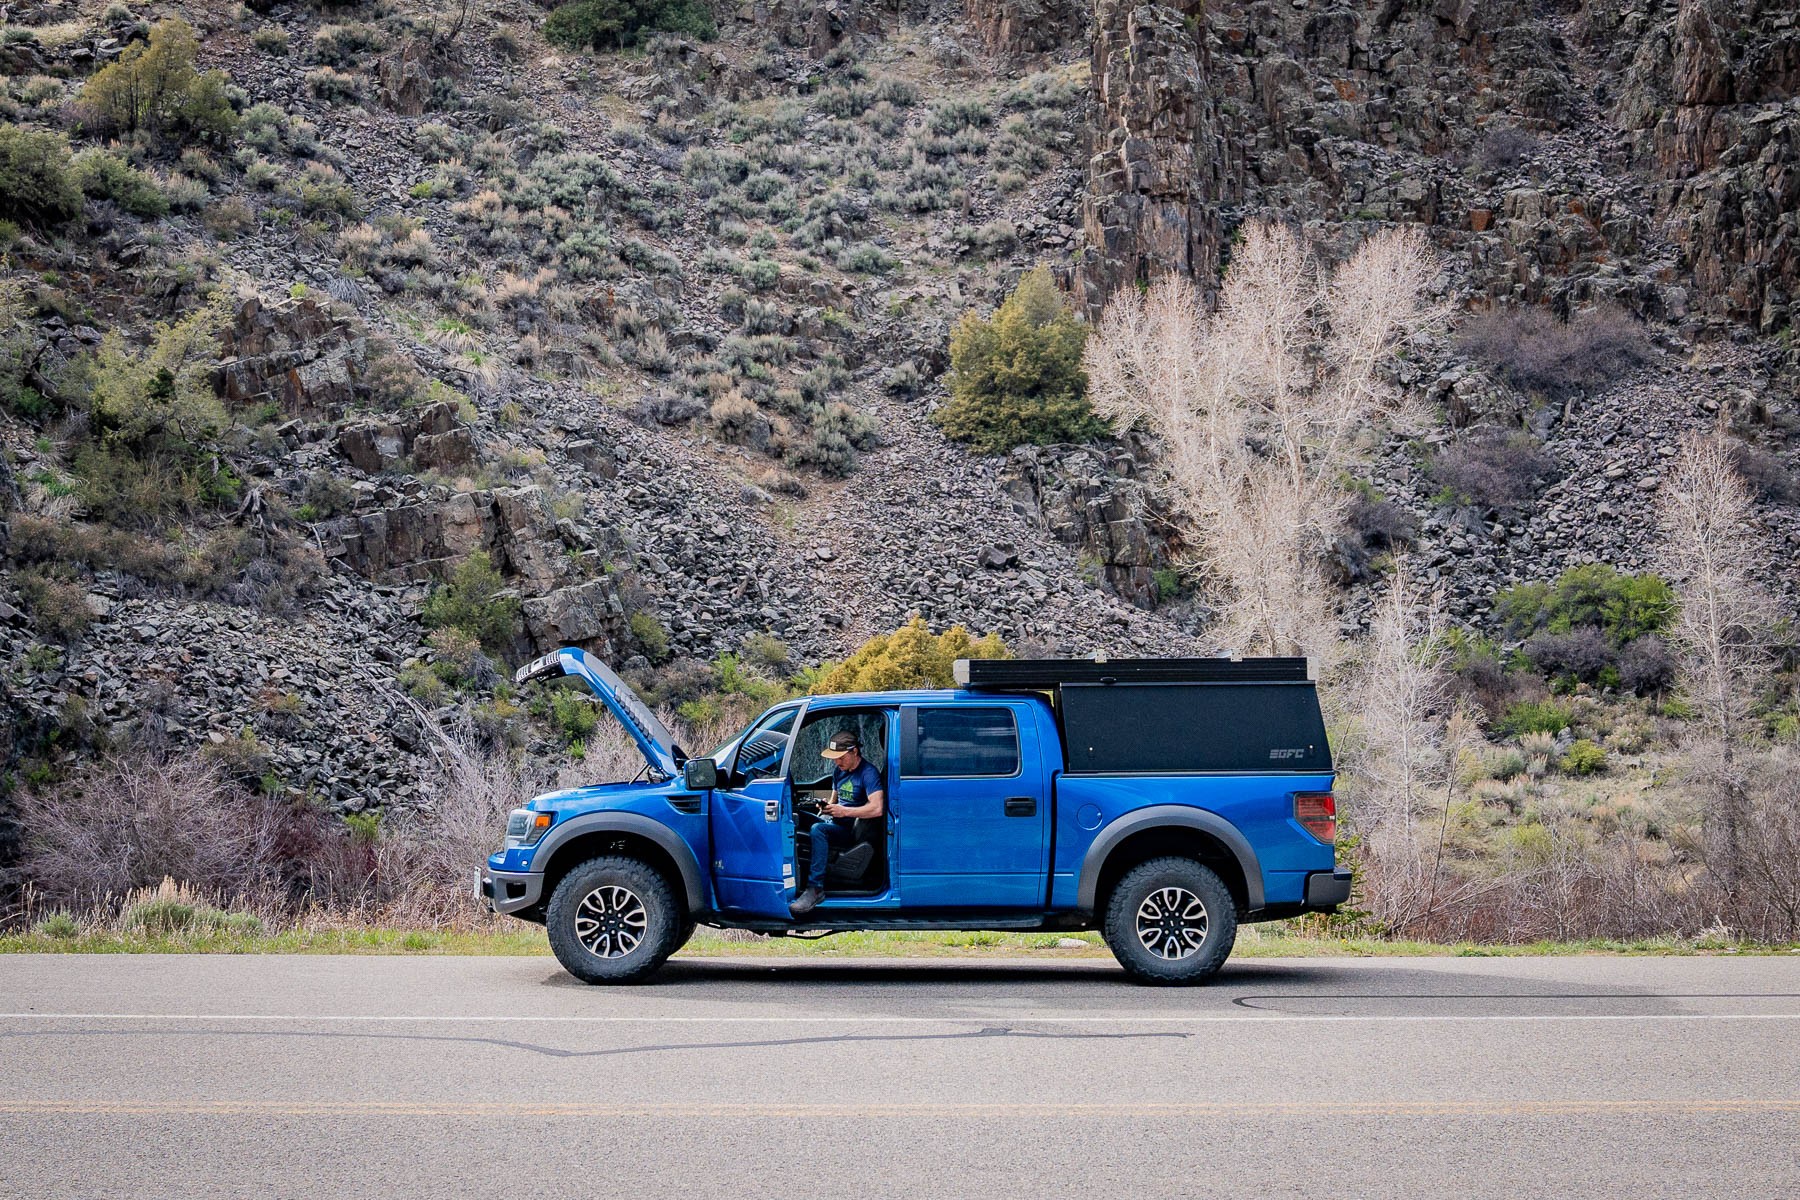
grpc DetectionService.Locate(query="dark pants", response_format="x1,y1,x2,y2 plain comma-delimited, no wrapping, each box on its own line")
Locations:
806,820,856,889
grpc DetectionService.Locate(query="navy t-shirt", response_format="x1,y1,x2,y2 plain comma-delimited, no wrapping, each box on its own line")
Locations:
830,761,883,825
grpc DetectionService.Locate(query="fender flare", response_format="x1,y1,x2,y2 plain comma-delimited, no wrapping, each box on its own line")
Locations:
1077,804,1265,915
534,812,705,914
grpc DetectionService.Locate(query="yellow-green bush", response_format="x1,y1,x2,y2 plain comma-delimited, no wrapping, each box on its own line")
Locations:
75,19,237,146
0,123,82,228
811,616,1009,694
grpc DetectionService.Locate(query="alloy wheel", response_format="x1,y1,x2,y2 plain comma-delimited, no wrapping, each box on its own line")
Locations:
573,884,647,958
1135,886,1208,960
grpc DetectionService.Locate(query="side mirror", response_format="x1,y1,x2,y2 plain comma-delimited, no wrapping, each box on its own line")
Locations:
682,758,719,791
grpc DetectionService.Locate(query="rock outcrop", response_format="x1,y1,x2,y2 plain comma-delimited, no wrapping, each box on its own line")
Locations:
964,0,1086,55
1077,0,1236,312
1604,0,1800,330
217,297,369,421
998,441,1174,608
336,400,475,474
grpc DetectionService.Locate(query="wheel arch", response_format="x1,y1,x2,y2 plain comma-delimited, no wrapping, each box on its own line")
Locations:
1078,806,1264,918
535,813,704,915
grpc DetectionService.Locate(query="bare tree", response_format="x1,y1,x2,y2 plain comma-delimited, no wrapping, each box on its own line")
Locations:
1338,565,1483,933
1656,431,1775,907
1084,221,1443,661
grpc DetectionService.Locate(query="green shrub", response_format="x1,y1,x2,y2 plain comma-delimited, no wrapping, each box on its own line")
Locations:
342,810,382,844
76,18,237,146
71,148,168,218
549,688,599,745
630,610,671,662
421,551,519,652
934,265,1104,455
32,911,81,939
742,633,789,672
73,443,238,527
787,402,880,477
1495,564,1674,644
544,0,716,51
812,616,1010,693
0,123,82,228
1559,738,1607,775
1496,699,1574,738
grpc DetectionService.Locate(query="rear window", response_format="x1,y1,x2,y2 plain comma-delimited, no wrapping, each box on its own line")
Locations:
904,707,1020,777
1060,683,1331,774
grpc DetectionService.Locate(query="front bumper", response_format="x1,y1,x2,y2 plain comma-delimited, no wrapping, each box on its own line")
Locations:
479,867,545,916
1303,867,1353,910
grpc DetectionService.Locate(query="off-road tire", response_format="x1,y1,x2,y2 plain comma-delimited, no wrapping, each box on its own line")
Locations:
546,855,684,984
1101,857,1237,985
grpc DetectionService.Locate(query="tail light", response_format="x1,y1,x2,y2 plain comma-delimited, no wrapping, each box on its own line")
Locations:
1295,792,1336,844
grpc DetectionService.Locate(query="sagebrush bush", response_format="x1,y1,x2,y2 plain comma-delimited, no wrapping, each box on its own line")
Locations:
306,67,362,104
71,148,168,218
0,123,82,228
787,401,879,476
1427,429,1557,510
1460,303,1652,397
311,22,386,66
252,25,290,55
935,266,1103,454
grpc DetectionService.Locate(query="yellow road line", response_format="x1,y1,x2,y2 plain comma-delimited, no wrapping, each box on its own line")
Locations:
0,1099,1794,1119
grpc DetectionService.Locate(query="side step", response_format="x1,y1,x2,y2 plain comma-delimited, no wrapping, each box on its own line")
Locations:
721,914,1059,934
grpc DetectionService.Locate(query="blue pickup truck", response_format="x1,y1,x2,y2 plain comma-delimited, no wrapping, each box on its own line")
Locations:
483,649,1350,985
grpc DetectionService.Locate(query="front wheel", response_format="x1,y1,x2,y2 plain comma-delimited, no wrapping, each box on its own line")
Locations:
1102,857,1238,985
545,856,684,984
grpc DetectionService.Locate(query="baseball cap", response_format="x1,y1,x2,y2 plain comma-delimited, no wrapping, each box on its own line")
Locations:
820,732,860,760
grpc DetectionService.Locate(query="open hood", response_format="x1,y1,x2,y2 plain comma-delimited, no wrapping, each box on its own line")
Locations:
514,647,683,779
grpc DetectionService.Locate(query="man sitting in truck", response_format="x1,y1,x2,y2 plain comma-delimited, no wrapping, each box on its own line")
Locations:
789,731,885,917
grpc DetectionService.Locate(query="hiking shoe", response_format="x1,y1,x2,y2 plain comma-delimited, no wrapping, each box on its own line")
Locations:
788,886,824,917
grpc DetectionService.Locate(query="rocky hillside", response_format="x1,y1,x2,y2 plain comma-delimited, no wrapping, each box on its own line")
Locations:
1,0,1796,839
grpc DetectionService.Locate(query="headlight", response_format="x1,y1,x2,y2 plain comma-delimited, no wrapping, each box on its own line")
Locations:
505,808,554,850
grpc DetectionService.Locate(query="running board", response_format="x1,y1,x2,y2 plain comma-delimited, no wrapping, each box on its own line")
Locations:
721,914,1060,934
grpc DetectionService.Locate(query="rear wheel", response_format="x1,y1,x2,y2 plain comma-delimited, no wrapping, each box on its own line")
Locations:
546,856,683,984
1101,857,1237,985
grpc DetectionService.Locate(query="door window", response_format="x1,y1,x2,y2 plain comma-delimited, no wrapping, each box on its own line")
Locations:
905,707,1020,777
792,710,888,788
733,707,797,783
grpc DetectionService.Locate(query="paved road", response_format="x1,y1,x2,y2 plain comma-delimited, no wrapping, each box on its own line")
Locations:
1,954,1797,1198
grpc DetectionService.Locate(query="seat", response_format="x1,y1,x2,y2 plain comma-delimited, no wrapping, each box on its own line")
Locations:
821,817,882,887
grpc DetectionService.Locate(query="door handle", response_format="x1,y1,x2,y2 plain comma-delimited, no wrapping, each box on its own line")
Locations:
764,799,780,822
1004,796,1036,817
